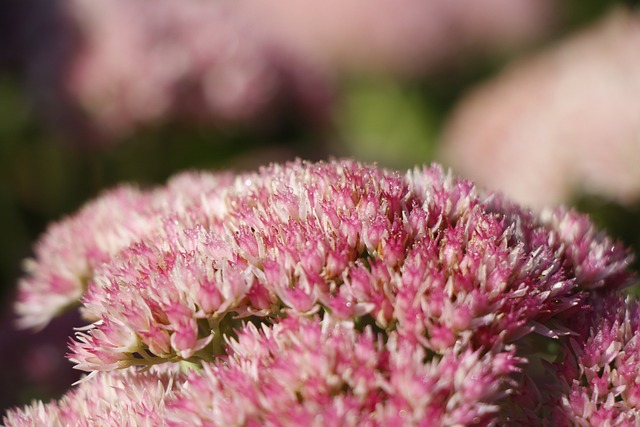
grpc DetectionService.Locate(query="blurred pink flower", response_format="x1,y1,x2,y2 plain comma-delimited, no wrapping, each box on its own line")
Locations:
7,0,556,145
15,186,153,329
235,0,556,75
22,0,332,145
441,8,640,210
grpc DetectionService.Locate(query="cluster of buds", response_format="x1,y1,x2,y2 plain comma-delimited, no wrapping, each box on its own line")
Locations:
3,160,638,425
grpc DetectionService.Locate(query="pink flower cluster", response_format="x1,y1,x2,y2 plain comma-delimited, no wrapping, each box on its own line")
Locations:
4,160,638,425
168,316,519,426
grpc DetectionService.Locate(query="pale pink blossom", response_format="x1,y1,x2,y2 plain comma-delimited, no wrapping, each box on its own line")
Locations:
441,7,640,210
539,208,633,290
15,186,153,330
4,317,520,426
234,0,556,75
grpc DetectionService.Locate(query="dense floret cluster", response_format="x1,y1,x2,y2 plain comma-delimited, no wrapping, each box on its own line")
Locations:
4,160,637,425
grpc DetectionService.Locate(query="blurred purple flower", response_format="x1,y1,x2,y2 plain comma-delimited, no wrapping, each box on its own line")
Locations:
0,308,81,414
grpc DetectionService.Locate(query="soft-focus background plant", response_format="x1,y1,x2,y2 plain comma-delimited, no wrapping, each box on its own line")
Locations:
0,0,638,415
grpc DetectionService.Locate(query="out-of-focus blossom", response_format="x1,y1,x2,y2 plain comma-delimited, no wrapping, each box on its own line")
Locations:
235,0,556,75
2,367,184,427
15,186,153,329
7,0,557,81
441,8,640,210
4,0,556,147
17,0,332,145
6,160,638,424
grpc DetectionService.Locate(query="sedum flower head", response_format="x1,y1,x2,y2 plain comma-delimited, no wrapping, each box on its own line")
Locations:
6,159,638,425
60,160,633,373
